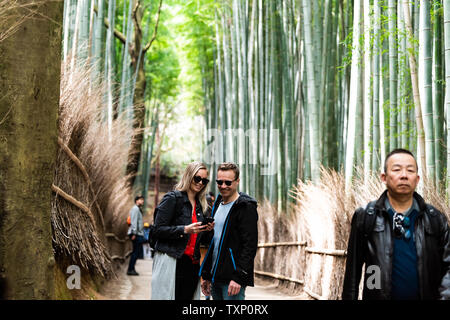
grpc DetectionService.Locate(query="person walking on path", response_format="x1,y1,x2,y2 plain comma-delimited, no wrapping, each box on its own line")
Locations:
151,161,214,300
342,148,450,300
127,195,145,276
200,162,258,300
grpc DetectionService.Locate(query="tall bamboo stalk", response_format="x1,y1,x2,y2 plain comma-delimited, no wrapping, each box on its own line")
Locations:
372,0,381,172
420,0,435,181
345,0,363,185
444,0,450,187
402,0,426,177
388,0,398,151
302,0,320,182
432,0,443,186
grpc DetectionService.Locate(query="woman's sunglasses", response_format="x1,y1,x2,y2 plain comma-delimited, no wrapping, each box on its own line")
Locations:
193,175,210,185
216,179,235,186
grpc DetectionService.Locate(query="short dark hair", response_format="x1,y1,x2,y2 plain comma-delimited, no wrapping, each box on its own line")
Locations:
217,162,240,180
384,148,417,173
134,195,144,203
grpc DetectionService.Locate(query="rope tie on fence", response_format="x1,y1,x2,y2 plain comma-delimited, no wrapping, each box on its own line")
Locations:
52,184,98,229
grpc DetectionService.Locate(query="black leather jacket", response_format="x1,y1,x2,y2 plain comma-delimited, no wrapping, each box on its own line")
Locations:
342,190,450,300
200,193,258,287
153,191,211,260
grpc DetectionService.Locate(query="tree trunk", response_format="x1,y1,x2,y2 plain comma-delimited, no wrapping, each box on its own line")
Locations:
0,0,63,299
126,0,162,188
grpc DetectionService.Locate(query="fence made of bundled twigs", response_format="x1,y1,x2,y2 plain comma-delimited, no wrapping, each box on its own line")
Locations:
52,136,133,276
255,241,347,300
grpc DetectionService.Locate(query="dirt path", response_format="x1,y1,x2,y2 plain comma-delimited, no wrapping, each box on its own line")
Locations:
99,258,305,300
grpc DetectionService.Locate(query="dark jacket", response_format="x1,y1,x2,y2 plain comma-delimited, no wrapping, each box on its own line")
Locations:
200,192,258,287
342,190,450,300
153,191,210,260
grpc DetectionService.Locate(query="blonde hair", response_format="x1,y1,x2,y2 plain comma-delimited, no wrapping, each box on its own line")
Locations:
174,161,209,211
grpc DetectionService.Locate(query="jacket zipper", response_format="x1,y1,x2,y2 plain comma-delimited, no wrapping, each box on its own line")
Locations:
198,197,237,283
229,248,237,271
211,211,232,282
198,198,219,277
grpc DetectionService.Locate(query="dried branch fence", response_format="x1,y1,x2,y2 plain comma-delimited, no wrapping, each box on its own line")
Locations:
255,241,347,300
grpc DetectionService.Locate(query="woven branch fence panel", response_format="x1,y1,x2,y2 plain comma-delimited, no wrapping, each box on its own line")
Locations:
255,170,390,299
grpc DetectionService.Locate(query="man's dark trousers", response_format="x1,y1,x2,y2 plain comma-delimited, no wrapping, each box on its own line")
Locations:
128,235,145,272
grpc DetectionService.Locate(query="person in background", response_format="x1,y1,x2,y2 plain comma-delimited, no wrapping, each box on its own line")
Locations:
127,195,145,276
143,222,152,259
342,148,450,300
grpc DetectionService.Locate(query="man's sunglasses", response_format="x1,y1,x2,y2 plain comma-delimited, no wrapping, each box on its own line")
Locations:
216,179,235,186
193,175,210,185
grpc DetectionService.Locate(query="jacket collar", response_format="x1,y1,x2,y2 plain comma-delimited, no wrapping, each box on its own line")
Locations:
179,191,202,210
214,192,257,207
375,189,427,215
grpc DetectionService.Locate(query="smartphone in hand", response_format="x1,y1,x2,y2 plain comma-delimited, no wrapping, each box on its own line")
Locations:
201,217,215,226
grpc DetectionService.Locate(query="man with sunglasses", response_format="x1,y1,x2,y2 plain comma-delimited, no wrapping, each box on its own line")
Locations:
200,162,258,300
342,148,450,300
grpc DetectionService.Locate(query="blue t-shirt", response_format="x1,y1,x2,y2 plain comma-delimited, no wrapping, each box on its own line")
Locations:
211,200,236,273
385,198,420,300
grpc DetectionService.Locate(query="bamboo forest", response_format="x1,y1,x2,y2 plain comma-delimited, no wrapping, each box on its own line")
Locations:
0,0,450,302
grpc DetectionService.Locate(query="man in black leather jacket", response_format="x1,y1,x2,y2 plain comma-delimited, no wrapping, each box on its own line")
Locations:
342,149,450,300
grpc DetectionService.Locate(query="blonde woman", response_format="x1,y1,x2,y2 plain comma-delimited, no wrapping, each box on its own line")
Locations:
151,161,214,300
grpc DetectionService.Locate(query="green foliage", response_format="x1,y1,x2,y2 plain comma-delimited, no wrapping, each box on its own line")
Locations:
169,0,216,116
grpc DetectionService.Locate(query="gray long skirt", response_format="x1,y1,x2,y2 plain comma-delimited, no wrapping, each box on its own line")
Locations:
151,251,201,300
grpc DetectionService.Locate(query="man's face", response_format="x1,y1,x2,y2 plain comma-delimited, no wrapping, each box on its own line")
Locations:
216,170,239,198
136,198,145,207
381,153,419,197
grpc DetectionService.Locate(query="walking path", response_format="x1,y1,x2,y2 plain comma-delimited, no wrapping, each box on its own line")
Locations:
99,258,304,300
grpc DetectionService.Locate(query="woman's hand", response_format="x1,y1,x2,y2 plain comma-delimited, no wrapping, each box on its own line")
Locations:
184,222,207,234
204,222,215,232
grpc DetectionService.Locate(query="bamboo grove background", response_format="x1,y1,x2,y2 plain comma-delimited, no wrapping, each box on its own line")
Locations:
202,0,450,212
61,0,450,213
